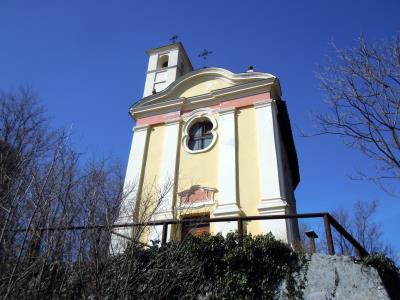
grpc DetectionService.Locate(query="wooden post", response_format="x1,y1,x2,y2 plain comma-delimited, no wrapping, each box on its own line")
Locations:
238,218,243,240
305,230,318,254
323,214,335,255
161,223,168,245
327,214,369,257
309,237,316,253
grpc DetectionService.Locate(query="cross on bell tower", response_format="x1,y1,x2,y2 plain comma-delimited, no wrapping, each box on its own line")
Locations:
170,35,179,44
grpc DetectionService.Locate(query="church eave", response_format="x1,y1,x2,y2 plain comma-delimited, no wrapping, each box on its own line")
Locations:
130,76,278,120
134,68,277,105
130,67,280,119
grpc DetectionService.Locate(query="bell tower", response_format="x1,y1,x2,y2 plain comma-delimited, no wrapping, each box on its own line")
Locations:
143,42,193,97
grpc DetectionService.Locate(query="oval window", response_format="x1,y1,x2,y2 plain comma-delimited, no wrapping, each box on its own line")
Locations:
188,120,213,151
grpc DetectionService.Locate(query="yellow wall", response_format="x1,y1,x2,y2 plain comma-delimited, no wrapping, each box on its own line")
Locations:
178,78,232,98
141,124,165,193
138,107,265,239
176,114,219,206
138,107,261,239
175,107,263,236
236,107,262,235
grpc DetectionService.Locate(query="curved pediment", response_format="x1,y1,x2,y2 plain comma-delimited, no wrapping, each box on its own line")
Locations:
177,77,233,98
133,68,277,110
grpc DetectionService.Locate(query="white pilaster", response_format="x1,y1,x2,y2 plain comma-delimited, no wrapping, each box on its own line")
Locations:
148,117,181,244
214,107,240,235
110,125,150,254
254,100,288,241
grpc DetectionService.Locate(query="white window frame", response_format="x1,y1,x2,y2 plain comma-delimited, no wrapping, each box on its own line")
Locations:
182,109,218,154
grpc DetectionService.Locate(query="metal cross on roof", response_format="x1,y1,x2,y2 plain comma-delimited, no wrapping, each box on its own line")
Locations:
170,35,179,44
198,49,213,68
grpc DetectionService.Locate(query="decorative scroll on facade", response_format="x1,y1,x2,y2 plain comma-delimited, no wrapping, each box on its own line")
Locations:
177,185,216,208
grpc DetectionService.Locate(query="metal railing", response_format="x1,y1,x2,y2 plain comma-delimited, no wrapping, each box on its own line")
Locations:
12,212,369,257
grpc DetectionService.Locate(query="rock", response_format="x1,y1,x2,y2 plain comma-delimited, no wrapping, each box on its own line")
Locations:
298,254,390,300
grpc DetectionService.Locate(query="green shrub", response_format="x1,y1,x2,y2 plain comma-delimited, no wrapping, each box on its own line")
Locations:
1,233,305,299
184,232,304,299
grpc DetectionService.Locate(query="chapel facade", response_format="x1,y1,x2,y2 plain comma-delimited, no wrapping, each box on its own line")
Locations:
111,42,300,252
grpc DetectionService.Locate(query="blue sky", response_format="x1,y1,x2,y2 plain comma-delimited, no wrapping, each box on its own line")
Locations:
1,1,399,253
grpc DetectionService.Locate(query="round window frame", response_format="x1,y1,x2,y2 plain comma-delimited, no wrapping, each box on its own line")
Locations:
182,111,218,154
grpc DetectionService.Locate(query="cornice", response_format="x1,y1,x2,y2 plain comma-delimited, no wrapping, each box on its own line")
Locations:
146,65,177,74
133,124,150,132
146,42,182,56
254,99,274,109
133,68,277,108
131,76,277,120
219,107,236,115
164,117,181,125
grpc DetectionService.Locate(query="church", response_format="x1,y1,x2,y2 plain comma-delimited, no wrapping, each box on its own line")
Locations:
111,42,300,252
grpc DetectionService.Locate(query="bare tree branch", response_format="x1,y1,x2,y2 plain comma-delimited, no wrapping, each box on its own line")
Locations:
313,35,400,195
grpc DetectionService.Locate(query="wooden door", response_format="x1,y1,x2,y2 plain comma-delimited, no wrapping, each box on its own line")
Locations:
181,216,210,239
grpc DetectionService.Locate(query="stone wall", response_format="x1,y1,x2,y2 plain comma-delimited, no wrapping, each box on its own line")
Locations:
292,254,390,299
